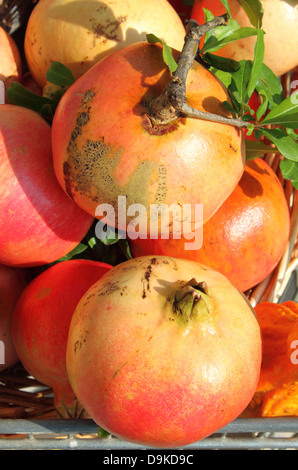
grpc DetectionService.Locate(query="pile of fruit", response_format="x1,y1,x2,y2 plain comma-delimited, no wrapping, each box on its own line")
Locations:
0,0,298,449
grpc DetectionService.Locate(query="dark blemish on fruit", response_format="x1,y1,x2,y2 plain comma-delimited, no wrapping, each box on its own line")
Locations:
81,89,96,108
112,361,128,378
73,330,89,354
64,90,158,217
76,112,90,127
154,164,167,204
96,281,128,298
91,16,127,42
142,258,158,298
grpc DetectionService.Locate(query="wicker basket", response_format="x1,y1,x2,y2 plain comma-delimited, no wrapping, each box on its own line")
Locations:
0,2,298,449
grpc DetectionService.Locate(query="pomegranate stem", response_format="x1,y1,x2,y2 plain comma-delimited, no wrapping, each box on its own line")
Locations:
149,16,248,129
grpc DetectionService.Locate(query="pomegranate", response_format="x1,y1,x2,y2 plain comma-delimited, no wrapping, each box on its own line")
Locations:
0,26,22,102
51,41,245,235
191,0,298,77
24,0,186,89
66,255,262,448
129,158,290,292
12,259,112,418
0,264,28,371
0,104,94,267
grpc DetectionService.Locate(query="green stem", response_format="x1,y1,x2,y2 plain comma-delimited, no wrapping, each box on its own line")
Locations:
173,278,213,323
149,16,249,129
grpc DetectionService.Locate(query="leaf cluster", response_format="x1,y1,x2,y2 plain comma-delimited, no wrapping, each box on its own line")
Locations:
149,0,298,188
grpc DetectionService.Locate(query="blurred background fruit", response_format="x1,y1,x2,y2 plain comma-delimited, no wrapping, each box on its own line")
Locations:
191,0,298,77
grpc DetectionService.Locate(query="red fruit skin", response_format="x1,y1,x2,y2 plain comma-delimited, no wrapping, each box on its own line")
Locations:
244,91,262,141
0,104,94,267
51,42,245,233
0,264,28,371
12,259,112,418
129,159,290,292
66,256,262,448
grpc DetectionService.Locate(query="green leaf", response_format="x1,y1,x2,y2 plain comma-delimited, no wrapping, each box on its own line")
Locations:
223,100,238,113
237,0,264,28
258,95,298,129
286,128,298,141
256,89,268,121
280,160,298,189
202,18,240,53
260,128,298,162
246,28,265,99
246,123,255,136
202,52,240,72
202,8,215,46
146,34,178,73
241,112,256,121
210,67,233,89
97,427,110,438
202,26,258,53
245,140,278,160
220,0,231,18
7,82,58,116
58,243,89,261
229,60,253,104
46,61,75,87
255,63,285,108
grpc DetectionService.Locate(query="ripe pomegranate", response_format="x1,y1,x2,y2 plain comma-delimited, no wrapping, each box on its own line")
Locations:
12,259,112,418
191,0,298,77
130,158,290,292
66,255,262,448
24,0,186,89
0,26,22,102
0,264,28,371
0,104,94,267
52,41,245,235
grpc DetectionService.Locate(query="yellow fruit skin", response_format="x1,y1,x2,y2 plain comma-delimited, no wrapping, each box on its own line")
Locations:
24,0,186,88
0,26,22,102
191,0,298,77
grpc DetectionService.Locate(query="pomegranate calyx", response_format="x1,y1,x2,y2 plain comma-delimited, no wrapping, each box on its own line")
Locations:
173,278,212,322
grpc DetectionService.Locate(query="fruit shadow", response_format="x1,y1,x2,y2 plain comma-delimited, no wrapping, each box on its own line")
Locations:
49,2,183,114
239,161,268,197
48,2,164,76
